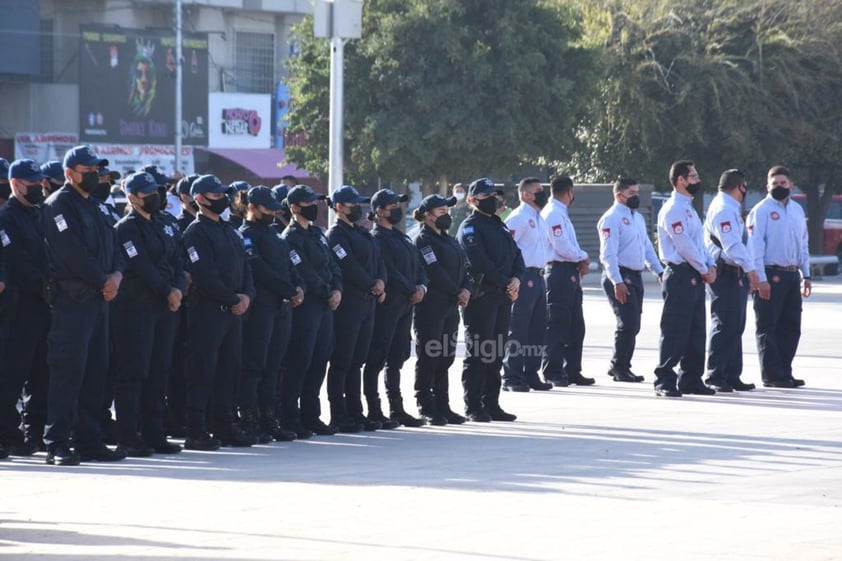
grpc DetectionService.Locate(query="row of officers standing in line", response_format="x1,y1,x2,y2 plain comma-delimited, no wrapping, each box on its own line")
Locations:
0,147,811,466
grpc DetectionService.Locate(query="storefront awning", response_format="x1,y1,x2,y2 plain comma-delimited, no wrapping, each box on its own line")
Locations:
198,147,308,179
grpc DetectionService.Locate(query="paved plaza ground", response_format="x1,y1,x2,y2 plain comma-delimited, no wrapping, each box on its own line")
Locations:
2,275,841,561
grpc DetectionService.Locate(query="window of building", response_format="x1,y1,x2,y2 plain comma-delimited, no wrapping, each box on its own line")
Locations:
40,18,54,81
234,31,274,93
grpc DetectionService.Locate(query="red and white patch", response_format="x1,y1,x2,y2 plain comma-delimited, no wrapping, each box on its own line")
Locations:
721,221,731,233
622,217,630,225
528,218,536,228
552,224,562,237
671,221,684,235
601,228,611,239
770,211,780,221
691,278,698,286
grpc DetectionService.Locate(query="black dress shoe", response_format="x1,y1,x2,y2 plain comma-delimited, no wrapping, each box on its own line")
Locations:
567,373,595,386
442,409,467,425
215,425,257,447
117,440,154,457
146,438,183,454
0,442,9,460
503,383,530,392
283,424,313,439
354,415,380,431
303,418,337,436
527,380,553,391
9,440,40,457
184,435,222,451
77,444,127,462
420,412,448,426
791,377,806,387
487,407,517,422
678,381,716,395
367,412,399,430
390,410,425,427
731,380,756,391
330,416,363,434
546,377,569,387
466,411,492,422
705,381,733,392
46,445,80,465
611,370,642,383
763,379,796,388
655,387,682,397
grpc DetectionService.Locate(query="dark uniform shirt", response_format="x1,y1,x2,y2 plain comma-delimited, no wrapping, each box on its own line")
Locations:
414,224,470,303
93,199,123,228
0,197,48,298
281,221,342,303
372,224,427,303
240,220,303,308
457,210,525,292
42,184,123,292
182,214,255,307
325,220,385,305
116,211,186,303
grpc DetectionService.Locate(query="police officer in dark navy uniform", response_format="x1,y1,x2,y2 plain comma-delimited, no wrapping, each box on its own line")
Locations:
112,171,185,456
746,165,811,388
42,145,127,465
412,194,471,426
176,173,200,233
182,174,256,450
271,184,293,230
0,158,10,206
325,186,387,433
363,189,426,428
654,160,717,397
0,160,51,457
237,186,301,443
93,166,123,226
40,161,66,197
280,185,341,438
457,178,524,422
226,180,250,229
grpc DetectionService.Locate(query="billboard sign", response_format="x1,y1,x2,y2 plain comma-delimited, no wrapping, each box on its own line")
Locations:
208,93,271,149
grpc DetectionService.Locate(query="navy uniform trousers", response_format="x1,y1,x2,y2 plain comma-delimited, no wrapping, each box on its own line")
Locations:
413,297,459,407
753,268,801,383
364,297,413,401
705,265,748,385
654,263,705,390
240,304,292,414
502,268,546,386
327,297,375,420
541,261,585,382
601,268,644,375
461,289,511,415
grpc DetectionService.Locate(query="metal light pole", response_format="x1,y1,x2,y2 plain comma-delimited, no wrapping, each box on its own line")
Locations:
174,0,183,174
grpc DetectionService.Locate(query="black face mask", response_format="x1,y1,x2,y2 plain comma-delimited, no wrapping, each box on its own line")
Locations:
345,205,363,223
77,171,101,194
686,181,702,196
91,181,111,201
156,187,168,213
257,213,275,226
202,195,230,215
139,192,161,215
626,195,640,210
533,190,549,208
300,204,318,222
771,185,789,201
386,207,403,225
0,183,10,200
434,213,452,231
24,185,46,205
278,207,292,223
476,197,498,215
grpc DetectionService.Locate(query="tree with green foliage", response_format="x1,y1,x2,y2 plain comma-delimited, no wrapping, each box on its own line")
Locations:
285,0,596,192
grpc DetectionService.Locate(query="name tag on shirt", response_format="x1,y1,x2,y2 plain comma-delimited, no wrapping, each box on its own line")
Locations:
333,244,348,260
0,230,10,247
187,246,200,263
421,246,437,264
123,241,138,258
54,214,68,232
290,250,302,265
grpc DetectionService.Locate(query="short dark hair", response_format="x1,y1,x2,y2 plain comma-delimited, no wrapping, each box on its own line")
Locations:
718,169,746,192
550,175,574,195
669,160,695,187
767,165,790,179
518,177,542,193
613,178,637,194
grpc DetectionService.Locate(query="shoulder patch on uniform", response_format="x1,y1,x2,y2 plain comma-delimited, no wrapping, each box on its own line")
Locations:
720,221,731,233
602,228,610,239
671,221,684,235
123,241,138,258
420,245,437,264
187,246,200,263
289,249,302,265
509,229,516,237
0,230,10,247
332,244,347,260
163,225,174,237
54,214,68,232
552,224,562,237
463,225,474,235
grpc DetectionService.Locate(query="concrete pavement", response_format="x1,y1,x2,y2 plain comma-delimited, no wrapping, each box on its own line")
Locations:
1,276,840,561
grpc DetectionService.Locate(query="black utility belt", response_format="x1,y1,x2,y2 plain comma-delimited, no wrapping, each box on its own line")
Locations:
766,265,799,272
547,260,577,269
717,262,744,276
525,266,545,275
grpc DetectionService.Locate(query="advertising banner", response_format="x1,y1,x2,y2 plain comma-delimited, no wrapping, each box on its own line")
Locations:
208,93,271,149
14,132,79,163
79,24,208,145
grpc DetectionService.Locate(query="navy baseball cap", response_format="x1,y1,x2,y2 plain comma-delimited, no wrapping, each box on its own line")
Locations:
248,186,282,212
98,166,121,181
141,165,173,186
176,173,200,196
271,184,290,205
124,171,160,195
41,161,64,182
63,145,108,169
416,194,457,215
229,180,251,192
370,189,408,210
8,159,47,182
286,185,324,206
190,174,227,197
0,158,9,179
331,185,370,205
468,177,499,197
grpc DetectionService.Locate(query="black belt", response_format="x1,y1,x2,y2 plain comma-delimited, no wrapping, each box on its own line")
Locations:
547,260,577,268
525,266,545,275
619,266,643,274
766,265,799,272
665,262,690,269
718,262,744,275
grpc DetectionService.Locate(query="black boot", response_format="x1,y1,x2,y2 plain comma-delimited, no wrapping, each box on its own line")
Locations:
258,408,297,442
366,397,399,430
388,396,425,427
416,393,447,426
329,403,363,433
436,394,466,425
238,409,272,444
